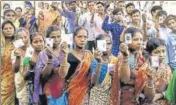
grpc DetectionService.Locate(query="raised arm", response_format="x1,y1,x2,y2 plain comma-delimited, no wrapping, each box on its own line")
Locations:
102,15,113,32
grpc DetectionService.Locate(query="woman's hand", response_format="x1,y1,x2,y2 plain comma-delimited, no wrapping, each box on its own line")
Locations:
119,43,129,57
152,93,163,102
60,42,69,55
14,49,21,57
93,49,103,63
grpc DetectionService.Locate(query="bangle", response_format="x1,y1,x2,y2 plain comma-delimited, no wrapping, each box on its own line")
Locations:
47,61,52,64
123,59,128,63
27,69,34,72
60,64,70,67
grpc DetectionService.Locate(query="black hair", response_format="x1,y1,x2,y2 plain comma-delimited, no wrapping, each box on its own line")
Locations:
124,27,143,38
2,20,16,39
15,7,22,12
96,2,104,7
15,27,29,40
124,27,143,52
3,9,16,17
164,15,176,26
117,1,125,4
112,7,124,15
146,38,165,54
45,25,60,38
130,9,140,16
3,3,10,9
156,10,167,18
126,3,135,9
73,26,88,38
151,5,163,16
69,1,76,5
30,32,44,43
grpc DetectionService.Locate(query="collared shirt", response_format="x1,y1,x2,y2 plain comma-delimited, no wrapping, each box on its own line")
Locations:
167,32,176,70
102,16,124,56
78,12,97,41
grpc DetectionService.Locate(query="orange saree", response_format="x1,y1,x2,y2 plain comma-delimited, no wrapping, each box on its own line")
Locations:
68,51,93,105
1,43,15,105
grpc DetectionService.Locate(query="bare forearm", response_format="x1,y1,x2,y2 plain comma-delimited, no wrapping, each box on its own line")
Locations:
58,55,70,78
13,57,21,73
91,63,102,85
42,60,53,78
120,57,130,84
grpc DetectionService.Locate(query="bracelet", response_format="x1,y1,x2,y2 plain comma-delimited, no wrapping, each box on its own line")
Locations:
47,61,52,64
123,59,128,62
27,69,34,72
60,64,70,67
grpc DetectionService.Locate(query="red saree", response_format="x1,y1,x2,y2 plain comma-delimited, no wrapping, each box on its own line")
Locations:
68,51,93,105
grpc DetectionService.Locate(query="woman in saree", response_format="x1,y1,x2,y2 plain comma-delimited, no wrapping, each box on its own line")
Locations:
23,32,45,104
19,8,38,35
11,27,31,105
1,20,16,105
110,27,149,105
37,5,62,34
89,34,130,105
34,25,70,105
141,38,172,105
66,27,104,105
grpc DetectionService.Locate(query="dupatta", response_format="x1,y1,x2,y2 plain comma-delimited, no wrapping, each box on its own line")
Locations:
68,51,93,105
166,69,176,104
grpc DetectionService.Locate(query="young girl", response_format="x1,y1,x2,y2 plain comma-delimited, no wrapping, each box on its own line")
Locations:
142,38,172,105
23,32,45,104
35,25,70,105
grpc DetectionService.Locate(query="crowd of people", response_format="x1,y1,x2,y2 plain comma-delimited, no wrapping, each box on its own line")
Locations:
1,1,176,105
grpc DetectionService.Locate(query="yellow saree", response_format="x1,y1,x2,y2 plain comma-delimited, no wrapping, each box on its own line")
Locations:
1,42,15,105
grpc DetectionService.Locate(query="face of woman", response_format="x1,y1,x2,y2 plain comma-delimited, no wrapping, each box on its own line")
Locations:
5,12,16,22
129,32,143,51
151,45,166,63
3,23,15,38
49,30,62,48
32,35,44,52
17,30,30,45
74,29,88,49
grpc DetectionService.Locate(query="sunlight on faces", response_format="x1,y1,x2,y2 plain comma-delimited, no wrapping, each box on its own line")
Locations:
151,45,166,63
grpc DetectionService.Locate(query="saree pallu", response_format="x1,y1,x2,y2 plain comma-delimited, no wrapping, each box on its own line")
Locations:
68,51,93,105
1,43,15,105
